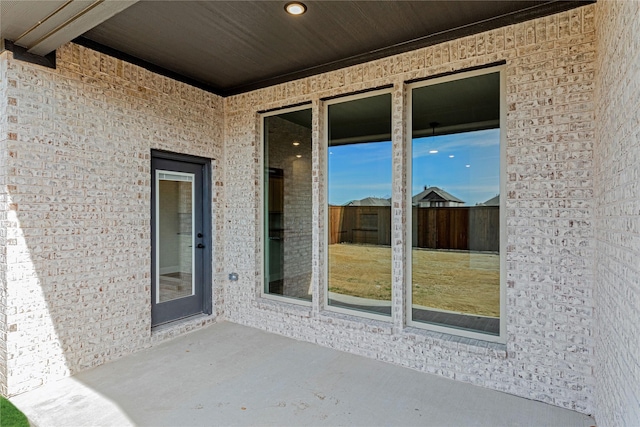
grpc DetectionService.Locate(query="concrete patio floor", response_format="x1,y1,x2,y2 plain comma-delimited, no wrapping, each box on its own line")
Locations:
10,321,594,427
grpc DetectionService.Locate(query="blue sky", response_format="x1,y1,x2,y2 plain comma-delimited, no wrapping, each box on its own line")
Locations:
328,128,500,206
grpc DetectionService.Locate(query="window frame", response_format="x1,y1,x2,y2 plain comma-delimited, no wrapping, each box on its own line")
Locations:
323,88,394,322
260,104,314,307
405,65,507,343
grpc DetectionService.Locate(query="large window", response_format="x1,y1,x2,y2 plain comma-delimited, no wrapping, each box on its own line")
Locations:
264,68,504,340
263,107,313,302
409,67,504,338
326,91,392,318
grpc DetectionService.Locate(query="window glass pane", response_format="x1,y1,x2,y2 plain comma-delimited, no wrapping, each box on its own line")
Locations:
328,93,392,317
157,173,195,303
411,72,501,335
264,108,313,301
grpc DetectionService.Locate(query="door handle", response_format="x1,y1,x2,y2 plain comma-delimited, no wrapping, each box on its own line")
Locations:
197,243,205,249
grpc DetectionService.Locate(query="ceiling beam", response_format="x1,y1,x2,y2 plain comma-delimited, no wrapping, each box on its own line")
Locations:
22,0,139,56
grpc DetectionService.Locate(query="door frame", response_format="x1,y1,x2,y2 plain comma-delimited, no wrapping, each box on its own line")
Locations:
151,149,213,326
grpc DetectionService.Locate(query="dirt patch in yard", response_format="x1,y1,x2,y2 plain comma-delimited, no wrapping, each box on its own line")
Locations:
328,243,500,317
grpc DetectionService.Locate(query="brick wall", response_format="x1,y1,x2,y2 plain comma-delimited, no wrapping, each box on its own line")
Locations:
0,51,9,397
595,1,640,425
224,5,596,413
2,44,225,396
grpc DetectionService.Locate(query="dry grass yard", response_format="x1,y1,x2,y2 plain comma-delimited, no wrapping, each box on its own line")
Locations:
328,244,500,317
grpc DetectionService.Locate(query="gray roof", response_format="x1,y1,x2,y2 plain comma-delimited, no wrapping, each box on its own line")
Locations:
345,197,391,207
412,187,464,204
482,195,500,206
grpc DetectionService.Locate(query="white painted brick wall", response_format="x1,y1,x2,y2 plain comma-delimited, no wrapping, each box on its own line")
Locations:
2,44,225,396
224,5,596,414
0,51,10,397
595,1,640,425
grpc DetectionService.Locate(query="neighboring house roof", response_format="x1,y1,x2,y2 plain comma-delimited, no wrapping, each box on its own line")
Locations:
482,195,500,206
412,186,464,204
345,197,391,207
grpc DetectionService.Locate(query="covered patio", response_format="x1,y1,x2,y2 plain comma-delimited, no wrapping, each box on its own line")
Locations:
2,1,640,425
11,322,593,426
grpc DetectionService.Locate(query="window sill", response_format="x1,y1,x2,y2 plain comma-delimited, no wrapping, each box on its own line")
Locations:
318,309,394,334
256,295,313,317
402,326,507,358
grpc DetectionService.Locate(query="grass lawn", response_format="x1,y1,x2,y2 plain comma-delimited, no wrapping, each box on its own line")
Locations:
1,397,29,427
328,243,500,317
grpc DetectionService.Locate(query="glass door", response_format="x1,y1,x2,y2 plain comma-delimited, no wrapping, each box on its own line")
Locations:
151,154,210,326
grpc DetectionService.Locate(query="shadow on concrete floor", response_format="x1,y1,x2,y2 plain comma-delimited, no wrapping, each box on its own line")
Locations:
11,321,594,426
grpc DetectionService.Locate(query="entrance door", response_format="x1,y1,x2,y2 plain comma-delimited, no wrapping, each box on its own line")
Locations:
151,152,211,326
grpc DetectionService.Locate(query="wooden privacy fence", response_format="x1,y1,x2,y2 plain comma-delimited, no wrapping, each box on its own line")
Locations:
329,205,392,246
329,205,499,252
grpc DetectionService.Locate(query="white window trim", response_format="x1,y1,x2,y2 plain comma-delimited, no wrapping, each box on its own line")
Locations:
323,88,394,322
260,105,313,307
405,65,507,343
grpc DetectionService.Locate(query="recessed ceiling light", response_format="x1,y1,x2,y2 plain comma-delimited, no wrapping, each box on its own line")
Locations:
285,2,307,15
296,154,302,158
292,141,300,146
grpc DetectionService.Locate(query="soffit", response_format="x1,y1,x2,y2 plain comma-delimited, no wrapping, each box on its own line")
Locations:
80,0,592,96
1,1,594,96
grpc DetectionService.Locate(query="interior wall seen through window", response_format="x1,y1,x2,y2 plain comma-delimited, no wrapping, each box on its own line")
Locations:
263,108,313,302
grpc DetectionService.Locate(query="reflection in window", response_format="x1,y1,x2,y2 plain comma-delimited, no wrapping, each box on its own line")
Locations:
327,92,392,317
411,70,502,336
264,108,313,302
